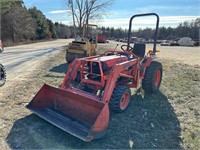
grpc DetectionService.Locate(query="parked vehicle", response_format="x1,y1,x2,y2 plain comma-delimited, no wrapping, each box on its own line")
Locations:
0,40,6,87
66,24,98,63
194,41,200,46
98,35,106,43
0,64,6,87
0,40,4,53
160,40,170,46
178,37,195,46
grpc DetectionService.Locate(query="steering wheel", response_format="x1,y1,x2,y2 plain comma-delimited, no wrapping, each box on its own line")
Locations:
121,45,133,51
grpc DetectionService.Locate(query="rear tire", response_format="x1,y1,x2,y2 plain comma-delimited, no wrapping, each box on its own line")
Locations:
109,86,131,113
0,64,6,87
142,61,162,93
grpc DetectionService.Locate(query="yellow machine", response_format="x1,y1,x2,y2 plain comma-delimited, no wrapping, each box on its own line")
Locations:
66,24,98,63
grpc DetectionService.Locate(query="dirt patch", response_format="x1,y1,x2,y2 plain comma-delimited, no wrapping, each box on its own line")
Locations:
0,44,199,149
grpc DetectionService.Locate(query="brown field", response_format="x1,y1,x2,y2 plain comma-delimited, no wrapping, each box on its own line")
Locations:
0,42,199,149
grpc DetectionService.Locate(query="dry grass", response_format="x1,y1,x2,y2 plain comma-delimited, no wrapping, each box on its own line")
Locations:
0,45,199,149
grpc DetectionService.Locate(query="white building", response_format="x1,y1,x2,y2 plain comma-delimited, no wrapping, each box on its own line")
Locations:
178,37,195,46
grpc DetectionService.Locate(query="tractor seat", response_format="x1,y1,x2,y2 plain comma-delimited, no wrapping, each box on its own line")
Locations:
132,43,146,58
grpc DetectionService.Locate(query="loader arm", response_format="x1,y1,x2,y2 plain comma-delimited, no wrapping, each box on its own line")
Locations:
102,58,139,103
61,58,81,89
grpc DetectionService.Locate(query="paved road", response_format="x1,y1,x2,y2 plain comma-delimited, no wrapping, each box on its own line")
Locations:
0,39,199,81
0,39,72,80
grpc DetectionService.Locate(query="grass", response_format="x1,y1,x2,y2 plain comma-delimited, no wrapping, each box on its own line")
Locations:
0,49,199,149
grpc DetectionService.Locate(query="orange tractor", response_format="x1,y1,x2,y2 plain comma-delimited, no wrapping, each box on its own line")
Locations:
27,13,162,141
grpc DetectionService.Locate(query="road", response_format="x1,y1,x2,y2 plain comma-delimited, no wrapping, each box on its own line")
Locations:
0,39,199,149
0,39,199,82
0,39,72,81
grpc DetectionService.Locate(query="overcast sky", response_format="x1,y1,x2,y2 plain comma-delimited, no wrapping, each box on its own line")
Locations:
23,0,200,29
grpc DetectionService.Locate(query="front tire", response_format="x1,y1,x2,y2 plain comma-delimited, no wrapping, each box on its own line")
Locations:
109,86,131,113
0,64,6,87
142,61,163,93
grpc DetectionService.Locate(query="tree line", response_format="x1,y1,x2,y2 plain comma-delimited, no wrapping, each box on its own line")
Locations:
0,0,73,45
0,0,199,46
98,18,200,41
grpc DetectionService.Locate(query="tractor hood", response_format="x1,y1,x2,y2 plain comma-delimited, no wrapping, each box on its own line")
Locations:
89,55,128,68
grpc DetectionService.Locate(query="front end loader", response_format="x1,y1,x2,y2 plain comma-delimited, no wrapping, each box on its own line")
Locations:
27,13,162,141
66,24,98,63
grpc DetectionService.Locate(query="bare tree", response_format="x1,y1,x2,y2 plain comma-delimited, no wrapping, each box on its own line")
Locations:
65,0,114,35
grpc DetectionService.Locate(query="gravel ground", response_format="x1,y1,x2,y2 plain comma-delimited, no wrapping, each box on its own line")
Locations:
0,42,199,149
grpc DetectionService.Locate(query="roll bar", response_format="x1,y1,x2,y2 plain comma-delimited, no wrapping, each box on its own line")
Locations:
127,13,159,54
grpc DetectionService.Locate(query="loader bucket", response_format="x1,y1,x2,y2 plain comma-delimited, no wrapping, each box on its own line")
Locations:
26,84,109,142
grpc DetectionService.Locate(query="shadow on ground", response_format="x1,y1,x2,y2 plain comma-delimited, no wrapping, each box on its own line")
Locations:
6,91,182,149
49,63,69,74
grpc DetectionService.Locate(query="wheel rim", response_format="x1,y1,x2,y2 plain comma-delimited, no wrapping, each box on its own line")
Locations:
154,70,161,87
120,92,130,110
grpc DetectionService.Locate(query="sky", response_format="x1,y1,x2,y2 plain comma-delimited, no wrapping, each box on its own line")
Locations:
23,0,200,29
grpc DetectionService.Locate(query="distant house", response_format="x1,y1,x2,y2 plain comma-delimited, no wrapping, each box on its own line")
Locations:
178,37,195,46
